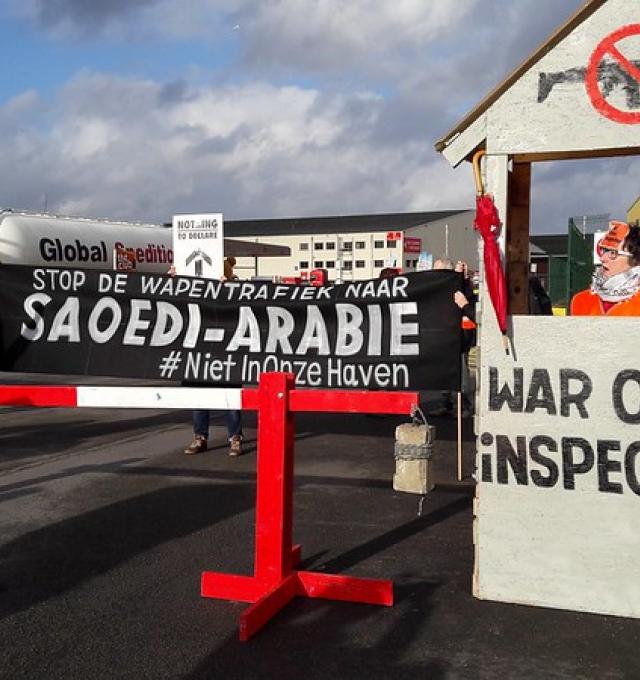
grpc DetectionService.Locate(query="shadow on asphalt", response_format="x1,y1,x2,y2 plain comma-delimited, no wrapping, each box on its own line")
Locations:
0,460,473,507
183,498,471,680
0,401,471,468
0,483,254,621
0,475,471,631
184,579,452,680
318,495,471,574
0,411,189,462
0,458,147,499
292,412,473,443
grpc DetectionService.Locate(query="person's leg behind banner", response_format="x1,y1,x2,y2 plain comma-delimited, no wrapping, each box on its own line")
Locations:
225,409,243,457
185,410,210,455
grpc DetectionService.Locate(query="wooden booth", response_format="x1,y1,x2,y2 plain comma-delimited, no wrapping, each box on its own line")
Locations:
436,0,640,618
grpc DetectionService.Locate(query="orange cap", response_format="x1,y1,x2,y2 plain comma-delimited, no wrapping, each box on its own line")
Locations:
598,220,630,251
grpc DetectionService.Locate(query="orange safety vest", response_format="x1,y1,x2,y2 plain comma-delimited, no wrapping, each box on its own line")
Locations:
570,288,640,317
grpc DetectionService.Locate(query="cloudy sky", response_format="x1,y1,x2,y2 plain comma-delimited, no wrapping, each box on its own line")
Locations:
0,0,635,233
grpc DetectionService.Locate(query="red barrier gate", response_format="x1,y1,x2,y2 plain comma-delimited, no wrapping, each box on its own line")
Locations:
0,373,418,641
207,372,418,640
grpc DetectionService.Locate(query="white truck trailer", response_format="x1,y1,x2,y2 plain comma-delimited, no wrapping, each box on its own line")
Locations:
0,210,288,272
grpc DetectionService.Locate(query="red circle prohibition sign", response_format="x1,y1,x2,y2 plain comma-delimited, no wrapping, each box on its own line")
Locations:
586,24,640,124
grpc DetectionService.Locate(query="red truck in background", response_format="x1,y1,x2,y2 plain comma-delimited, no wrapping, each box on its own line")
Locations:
282,268,328,286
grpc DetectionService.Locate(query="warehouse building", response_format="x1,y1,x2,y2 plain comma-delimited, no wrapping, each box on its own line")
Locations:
226,209,477,281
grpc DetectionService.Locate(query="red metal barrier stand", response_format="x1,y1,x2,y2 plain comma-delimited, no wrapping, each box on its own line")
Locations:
201,372,419,641
0,377,417,641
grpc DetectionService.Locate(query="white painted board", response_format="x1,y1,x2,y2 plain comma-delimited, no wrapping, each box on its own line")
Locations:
486,0,640,155
475,313,640,618
172,213,224,279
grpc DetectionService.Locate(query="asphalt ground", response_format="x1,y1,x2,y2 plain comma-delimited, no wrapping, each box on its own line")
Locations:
0,373,639,679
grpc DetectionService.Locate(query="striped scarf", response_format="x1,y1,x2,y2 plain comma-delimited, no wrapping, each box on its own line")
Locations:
591,265,640,303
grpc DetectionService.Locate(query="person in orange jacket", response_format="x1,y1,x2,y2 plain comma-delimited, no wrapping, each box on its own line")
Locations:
570,221,640,317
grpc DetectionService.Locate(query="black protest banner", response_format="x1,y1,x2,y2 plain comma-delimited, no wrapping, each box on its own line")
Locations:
0,265,462,390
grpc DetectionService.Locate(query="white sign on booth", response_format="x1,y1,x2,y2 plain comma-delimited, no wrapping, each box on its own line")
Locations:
476,315,640,618
172,213,224,279
440,1,640,168
437,0,640,620
488,10,640,155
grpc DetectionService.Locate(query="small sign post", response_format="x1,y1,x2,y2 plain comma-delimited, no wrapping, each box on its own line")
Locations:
172,213,224,278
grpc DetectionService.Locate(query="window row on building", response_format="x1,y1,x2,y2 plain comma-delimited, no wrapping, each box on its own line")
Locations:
299,260,387,271
300,239,398,251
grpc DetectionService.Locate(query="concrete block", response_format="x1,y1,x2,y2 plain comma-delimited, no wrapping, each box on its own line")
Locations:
393,423,435,495
395,423,434,445
393,458,435,495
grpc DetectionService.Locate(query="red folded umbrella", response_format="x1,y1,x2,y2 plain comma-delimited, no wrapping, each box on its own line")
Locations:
472,151,509,349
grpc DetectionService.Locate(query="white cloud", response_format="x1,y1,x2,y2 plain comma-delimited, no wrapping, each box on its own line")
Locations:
2,0,635,234
0,73,454,221
15,0,474,44
236,0,477,74
1,59,633,234
1,90,40,118
532,157,637,231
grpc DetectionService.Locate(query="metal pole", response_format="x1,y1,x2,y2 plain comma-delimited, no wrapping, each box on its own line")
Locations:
457,392,463,481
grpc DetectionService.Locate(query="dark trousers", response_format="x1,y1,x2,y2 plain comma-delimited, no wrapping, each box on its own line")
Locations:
193,410,242,440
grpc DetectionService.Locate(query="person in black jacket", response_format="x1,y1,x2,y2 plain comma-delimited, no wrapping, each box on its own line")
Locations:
453,262,476,418
431,258,475,418
528,275,553,315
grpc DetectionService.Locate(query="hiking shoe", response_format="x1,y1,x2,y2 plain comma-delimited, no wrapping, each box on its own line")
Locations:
184,435,207,455
229,435,243,457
